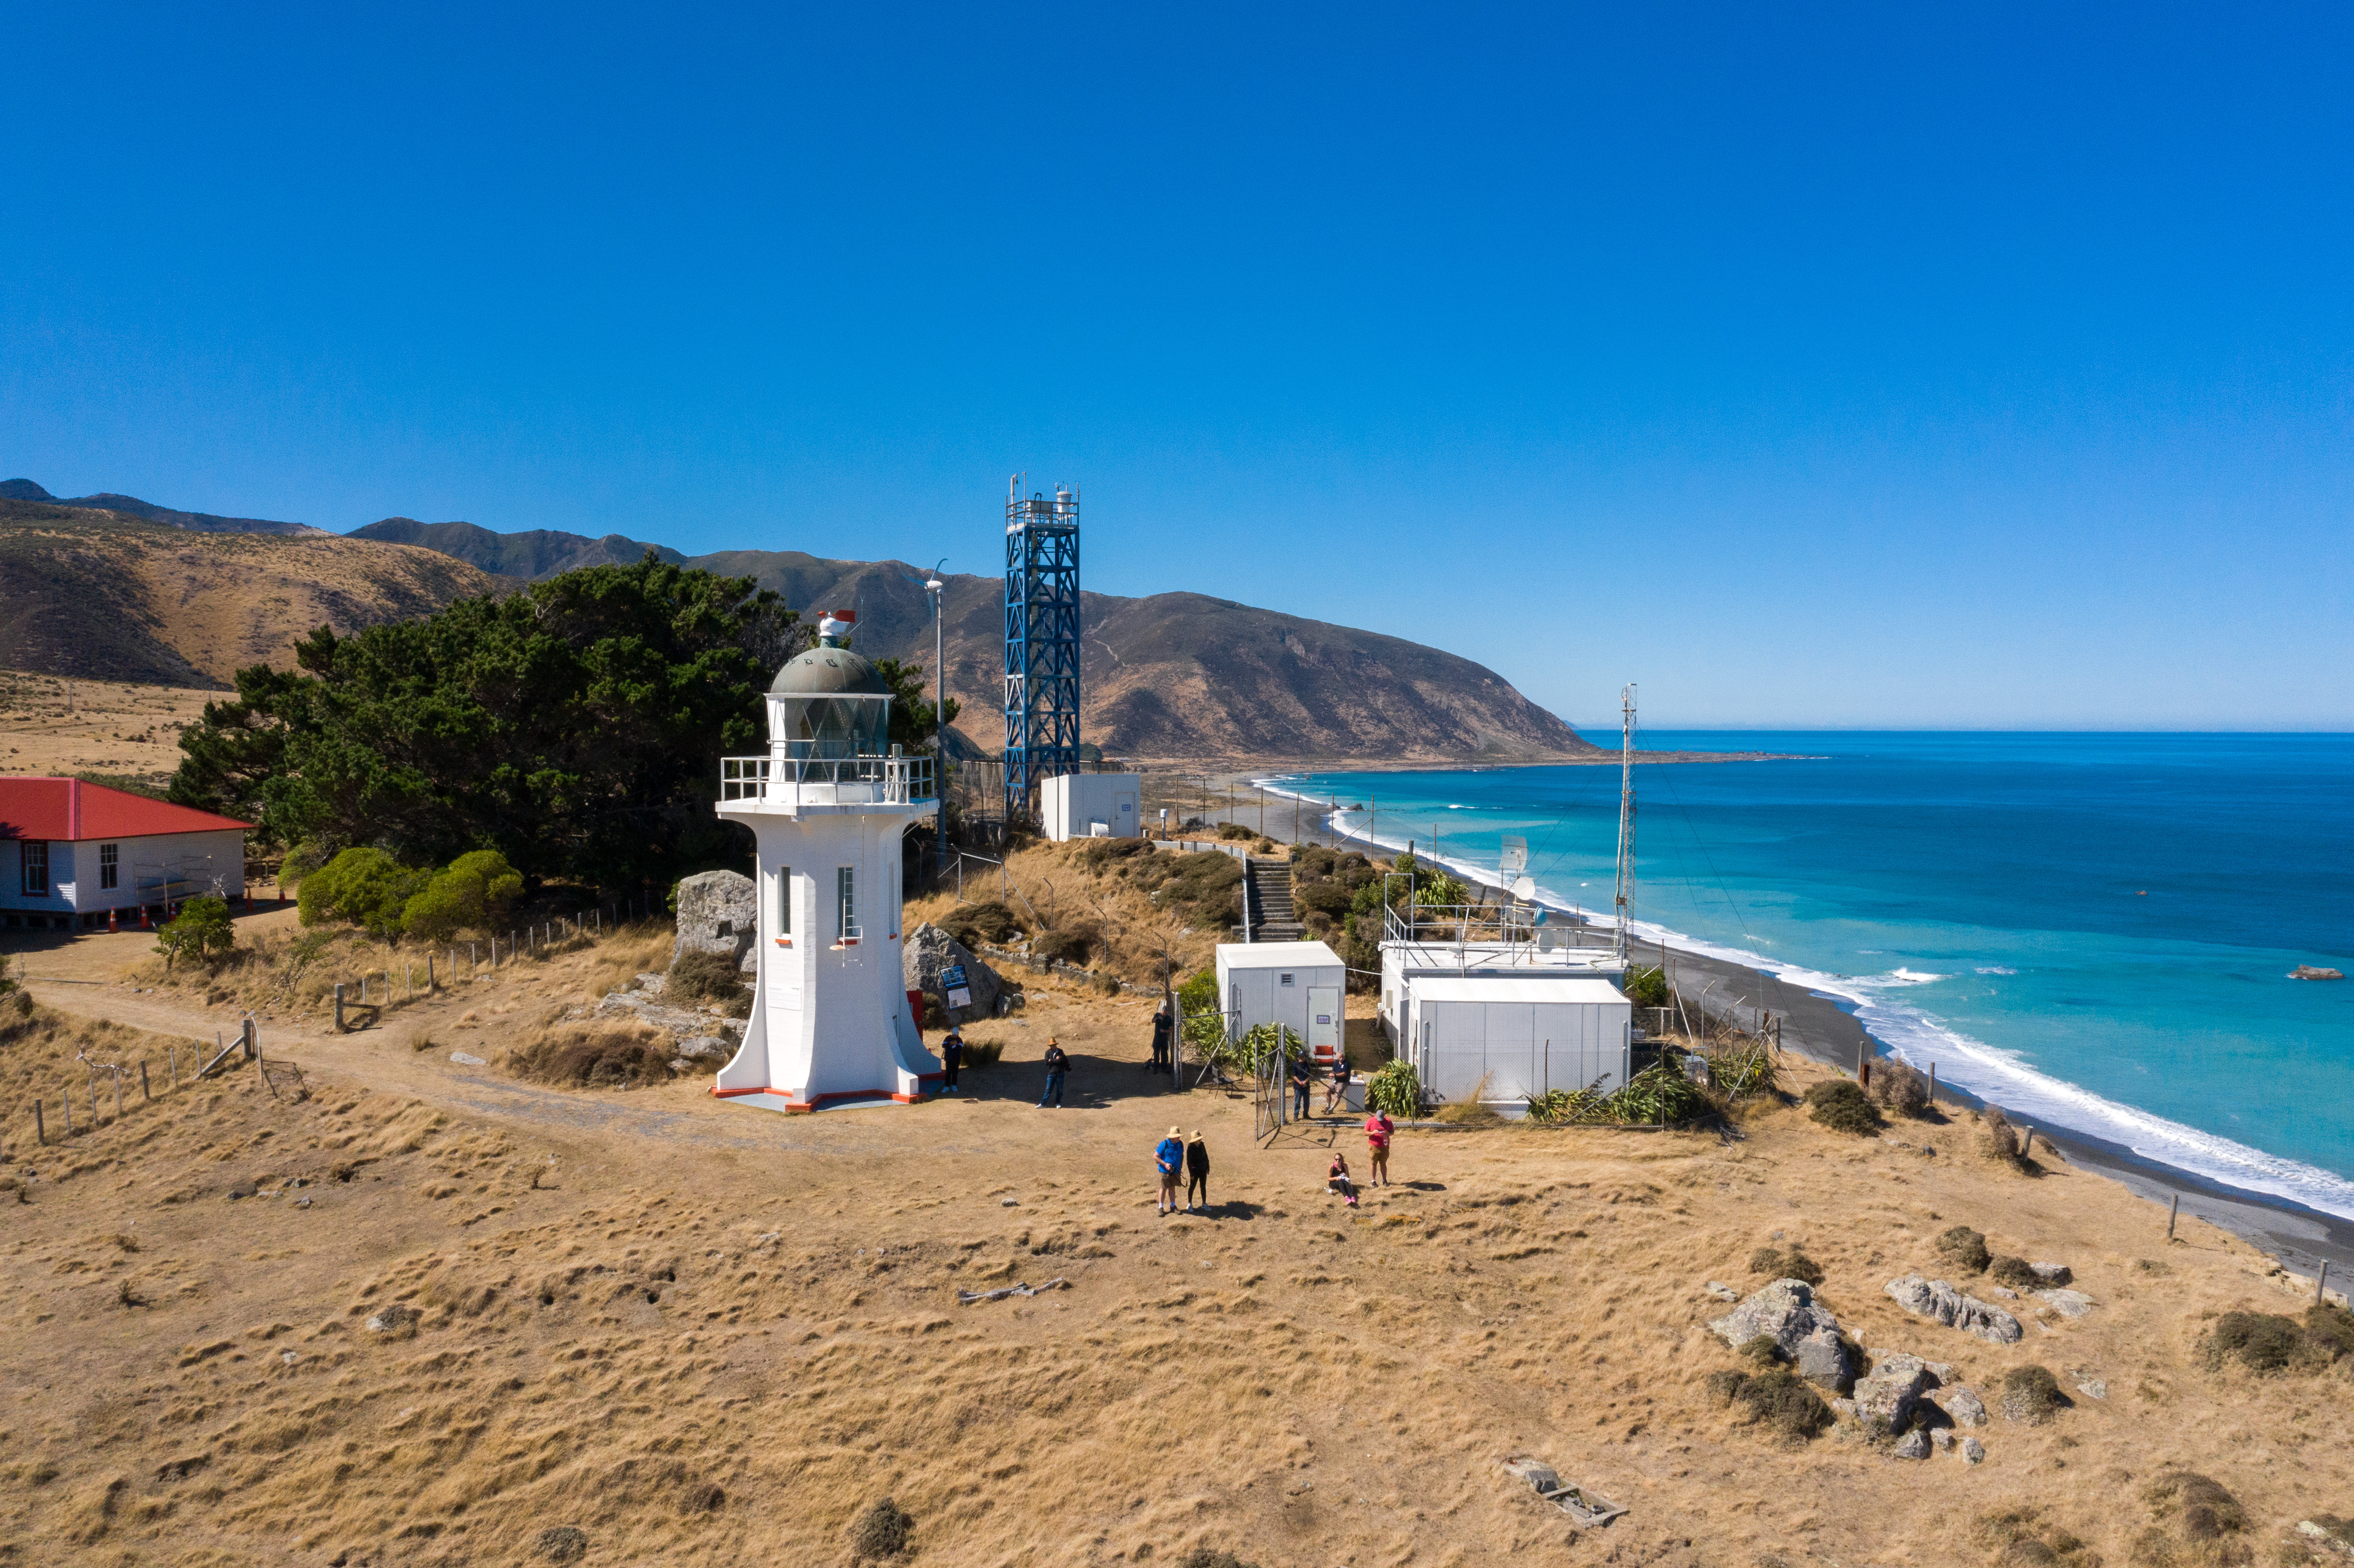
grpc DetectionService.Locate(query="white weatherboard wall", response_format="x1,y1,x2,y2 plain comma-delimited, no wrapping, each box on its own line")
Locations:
1040,773,1140,842
1405,975,1631,1110
1215,940,1345,1063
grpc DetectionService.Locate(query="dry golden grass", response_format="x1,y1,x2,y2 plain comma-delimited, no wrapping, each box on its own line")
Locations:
7,929,2354,1567
0,672,221,791
905,837,1227,988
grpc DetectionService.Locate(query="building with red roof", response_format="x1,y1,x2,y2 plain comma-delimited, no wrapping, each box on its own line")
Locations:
0,777,251,931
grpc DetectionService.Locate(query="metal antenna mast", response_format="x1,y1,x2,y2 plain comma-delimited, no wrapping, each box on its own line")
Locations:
1002,475,1081,827
1612,683,1637,963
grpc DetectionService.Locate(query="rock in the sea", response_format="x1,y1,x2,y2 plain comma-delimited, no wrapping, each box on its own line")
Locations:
2291,965,2344,981
2029,1262,2073,1286
1704,1280,1740,1302
1962,1436,1986,1464
1884,1274,2024,1344
2034,1288,2097,1319
904,922,1004,1024
1708,1279,1855,1390
1933,1384,1989,1427
1852,1353,1938,1432
673,870,758,972
1892,1428,1931,1460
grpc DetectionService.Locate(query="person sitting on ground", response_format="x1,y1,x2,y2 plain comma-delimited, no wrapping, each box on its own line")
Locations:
940,1027,965,1094
1326,1151,1358,1207
1038,1039,1069,1109
1156,1125,1185,1215
1147,1002,1172,1072
1184,1129,1210,1213
1364,1103,1394,1186
1290,1051,1313,1119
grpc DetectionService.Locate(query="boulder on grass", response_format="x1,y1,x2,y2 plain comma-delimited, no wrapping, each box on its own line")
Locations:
673,871,758,972
1709,1279,1855,1391
904,923,1003,1025
1852,1352,1938,1431
1884,1274,2024,1344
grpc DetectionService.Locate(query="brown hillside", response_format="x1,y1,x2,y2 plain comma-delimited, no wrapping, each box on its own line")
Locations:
0,501,510,688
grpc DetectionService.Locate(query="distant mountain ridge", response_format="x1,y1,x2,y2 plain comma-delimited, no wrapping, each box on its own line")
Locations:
0,478,321,536
0,482,1595,761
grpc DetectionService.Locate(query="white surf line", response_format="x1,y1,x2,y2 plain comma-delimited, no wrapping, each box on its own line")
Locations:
1267,779,2354,1223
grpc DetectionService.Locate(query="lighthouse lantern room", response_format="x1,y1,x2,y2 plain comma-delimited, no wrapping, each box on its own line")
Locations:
711,611,941,1111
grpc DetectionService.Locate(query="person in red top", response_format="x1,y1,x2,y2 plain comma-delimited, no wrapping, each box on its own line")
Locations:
1364,1106,1395,1187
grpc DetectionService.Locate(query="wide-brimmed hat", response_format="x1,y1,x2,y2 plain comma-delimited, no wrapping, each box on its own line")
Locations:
1168,1125,1182,1136
1191,1130,1203,1140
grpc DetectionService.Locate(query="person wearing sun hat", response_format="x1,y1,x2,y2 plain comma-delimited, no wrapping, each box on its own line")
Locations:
1183,1129,1211,1213
1155,1125,1185,1215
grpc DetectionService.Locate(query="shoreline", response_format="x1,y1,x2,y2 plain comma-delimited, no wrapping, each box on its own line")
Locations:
1210,778,2354,1282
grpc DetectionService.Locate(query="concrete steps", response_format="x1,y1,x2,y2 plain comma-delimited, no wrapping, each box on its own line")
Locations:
1241,856,1305,941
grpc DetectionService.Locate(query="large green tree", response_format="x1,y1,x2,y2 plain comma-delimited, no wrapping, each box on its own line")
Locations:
169,557,801,892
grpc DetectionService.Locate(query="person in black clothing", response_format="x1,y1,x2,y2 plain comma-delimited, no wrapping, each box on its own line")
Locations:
1289,1051,1313,1119
1184,1129,1210,1212
939,1027,964,1094
1038,1039,1069,1108
1147,1003,1173,1071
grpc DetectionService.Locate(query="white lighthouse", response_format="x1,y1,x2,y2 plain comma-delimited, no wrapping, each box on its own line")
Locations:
710,613,941,1112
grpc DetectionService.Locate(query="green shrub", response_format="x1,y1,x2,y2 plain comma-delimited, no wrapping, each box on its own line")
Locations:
2304,1303,2354,1362
155,895,237,971
1708,1043,1781,1099
1140,852,1245,929
1623,964,1668,1008
1988,1255,2039,1290
1365,1059,1423,1119
1214,821,1255,841
1034,929,1093,965
1749,1245,1825,1286
1984,1104,2031,1166
508,1026,674,1089
299,847,429,936
1804,1079,1883,1136
1999,1364,2067,1424
1711,1366,1833,1442
1610,1060,1712,1125
2142,1472,2246,1542
400,849,524,941
940,900,1024,949
1077,836,1155,871
1937,1226,1992,1273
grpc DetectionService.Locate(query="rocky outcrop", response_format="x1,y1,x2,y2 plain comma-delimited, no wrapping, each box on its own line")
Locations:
1892,1428,1931,1460
1709,1279,1854,1390
904,923,1003,1024
1931,1385,1988,1428
2034,1288,2097,1319
1852,1353,1938,1432
674,871,758,971
2291,965,2344,981
1884,1274,2024,1344
2029,1262,2073,1286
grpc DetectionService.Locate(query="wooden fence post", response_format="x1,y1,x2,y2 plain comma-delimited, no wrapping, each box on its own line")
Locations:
2318,1260,2331,1307
141,1060,150,1101
169,1045,177,1085
2168,1194,2180,1239
243,1018,257,1059
34,1099,44,1145
334,983,346,1033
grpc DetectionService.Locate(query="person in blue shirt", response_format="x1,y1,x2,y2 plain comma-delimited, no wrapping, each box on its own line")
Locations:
1155,1125,1185,1215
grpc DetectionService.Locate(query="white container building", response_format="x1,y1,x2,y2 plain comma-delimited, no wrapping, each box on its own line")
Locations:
1403,974,1632,1111
1214,939,1345,1070
1040,772,1141,841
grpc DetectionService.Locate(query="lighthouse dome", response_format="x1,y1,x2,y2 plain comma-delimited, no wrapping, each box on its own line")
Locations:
768,624,893,759
769,643,892,697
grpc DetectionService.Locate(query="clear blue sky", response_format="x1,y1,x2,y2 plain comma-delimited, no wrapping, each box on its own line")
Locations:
6,3,2351,730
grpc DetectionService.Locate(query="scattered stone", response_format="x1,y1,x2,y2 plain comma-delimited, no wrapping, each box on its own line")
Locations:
450,1051,486,1067
365,1304,420,1335
673,1036,730,1061
280,1350,298,1366
1931,1428,1956,1451
2298,1520,2354,1556
1892,1428,1931,1460
2033,1288,2097,1319
673,870,758,972
1708,1279,1855,1389
227,1181,256,1201
534,1525,589,1563
1962,1436,1985,1464
1704,1281,1739,1302
1830,1397,1858,1420
2069,1371,2107,1400
2029,1262,2073,1286
957,1279,1068,1305
904,923,1005,1024
1987,1285,2017,1299
1000,1197,1019,1207
1932,1385,1988,1428
1852,1353,1938,1432
1869,1347,1955,1382
1884,1275,2024,1344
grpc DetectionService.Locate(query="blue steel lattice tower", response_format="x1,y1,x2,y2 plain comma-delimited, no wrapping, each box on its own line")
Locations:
1002,477,1081,825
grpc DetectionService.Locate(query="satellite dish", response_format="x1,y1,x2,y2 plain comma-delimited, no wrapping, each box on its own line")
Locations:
1513,875,1536,902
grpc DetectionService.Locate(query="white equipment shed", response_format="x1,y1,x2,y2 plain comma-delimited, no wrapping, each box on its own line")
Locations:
1214,939,1345,1068
1404,974,1631,1112
1039,772,1141,842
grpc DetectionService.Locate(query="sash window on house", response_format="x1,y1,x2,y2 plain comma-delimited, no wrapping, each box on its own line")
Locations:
20,841,47,896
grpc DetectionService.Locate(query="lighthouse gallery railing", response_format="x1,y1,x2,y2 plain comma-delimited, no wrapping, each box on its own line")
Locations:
720,753,935,805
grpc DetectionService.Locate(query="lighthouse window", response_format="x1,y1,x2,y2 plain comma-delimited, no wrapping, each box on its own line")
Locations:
837,866,859,940
776,866,791,935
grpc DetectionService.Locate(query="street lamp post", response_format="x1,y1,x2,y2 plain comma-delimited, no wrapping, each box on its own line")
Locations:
925,561,947,880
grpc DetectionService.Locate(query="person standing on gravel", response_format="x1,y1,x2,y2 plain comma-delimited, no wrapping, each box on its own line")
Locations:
1038,1039,1069,1108
1184,1129,1210,1212
939,1027,965,1095
1147,1002,1172,1072
1289,1050,1313,1120
1156,1125,1185,1214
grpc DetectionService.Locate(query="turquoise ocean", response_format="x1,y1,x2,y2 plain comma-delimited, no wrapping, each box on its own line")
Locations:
1270,734,2354,1219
